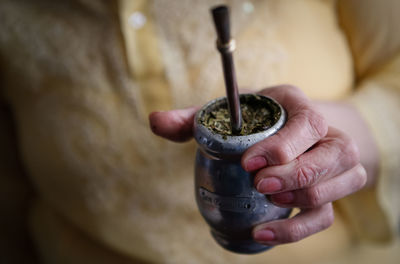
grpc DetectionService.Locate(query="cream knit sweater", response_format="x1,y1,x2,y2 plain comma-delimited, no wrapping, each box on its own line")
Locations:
0,0,399,263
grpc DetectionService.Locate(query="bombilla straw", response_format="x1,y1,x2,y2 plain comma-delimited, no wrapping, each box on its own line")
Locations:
211,5,242,134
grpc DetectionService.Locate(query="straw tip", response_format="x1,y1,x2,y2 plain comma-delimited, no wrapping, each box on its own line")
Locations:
211,5,228,15
210,5,231,44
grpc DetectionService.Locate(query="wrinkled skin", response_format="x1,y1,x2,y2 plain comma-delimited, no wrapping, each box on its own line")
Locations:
149,85,368,246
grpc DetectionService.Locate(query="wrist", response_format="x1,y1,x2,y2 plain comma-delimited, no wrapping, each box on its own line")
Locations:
313,101,379,187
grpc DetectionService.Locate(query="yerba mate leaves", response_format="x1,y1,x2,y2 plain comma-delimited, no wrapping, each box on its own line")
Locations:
202,103,277,136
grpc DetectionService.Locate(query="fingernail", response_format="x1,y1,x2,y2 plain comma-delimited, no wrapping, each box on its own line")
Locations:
257,177,282,193
271,192,295,204
244,156,267,171
254,229,276,241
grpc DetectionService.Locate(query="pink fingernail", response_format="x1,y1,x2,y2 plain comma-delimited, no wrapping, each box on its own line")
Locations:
257,177,282,193
271,192,295,204
254,229,276,241
245,156,267,171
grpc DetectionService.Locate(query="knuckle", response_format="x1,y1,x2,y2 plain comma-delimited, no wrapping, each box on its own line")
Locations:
338,136,360,169
331,131,360,170
295,164,319,188
252,143,270,157
322,206,335,229
305,186,324,208
304,109,328,140
286,222,306,242
248,142,269,157
282,84,301,94
259,84,300,97
340,136,360,168
269,135,295,164
354,165,367,190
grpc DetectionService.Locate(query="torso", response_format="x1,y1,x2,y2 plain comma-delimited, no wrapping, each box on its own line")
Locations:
0,0,354,262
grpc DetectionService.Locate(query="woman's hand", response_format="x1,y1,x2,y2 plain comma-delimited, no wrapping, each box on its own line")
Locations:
242,85,366,245
149,85,368,246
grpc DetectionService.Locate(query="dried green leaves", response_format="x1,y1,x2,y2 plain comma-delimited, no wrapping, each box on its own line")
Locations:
199,95,281,136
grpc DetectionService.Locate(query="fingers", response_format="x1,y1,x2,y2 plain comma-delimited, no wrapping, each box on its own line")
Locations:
242,85,328,171
270,164,367,208
239,85,364,245
149,106,199,142
253,203,334,245
254,127,360,193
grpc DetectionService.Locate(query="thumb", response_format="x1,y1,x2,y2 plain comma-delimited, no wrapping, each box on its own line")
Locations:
149,106,199,142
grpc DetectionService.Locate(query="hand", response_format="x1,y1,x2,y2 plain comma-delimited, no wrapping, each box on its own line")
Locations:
149,85,367,246
242,85,366,245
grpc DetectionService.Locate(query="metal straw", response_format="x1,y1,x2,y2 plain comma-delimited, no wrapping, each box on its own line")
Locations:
211,5,242,134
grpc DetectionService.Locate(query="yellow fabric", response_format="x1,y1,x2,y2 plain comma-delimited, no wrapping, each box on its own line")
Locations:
338,0,400,240
30,201,147,264
338,0,400,78
349,54,400,238
0,0,399,263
